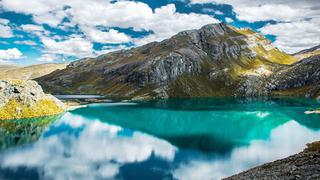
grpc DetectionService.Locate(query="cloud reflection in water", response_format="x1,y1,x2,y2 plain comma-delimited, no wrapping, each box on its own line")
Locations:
0,101,320,180
173,120,320,180
0,112,177,179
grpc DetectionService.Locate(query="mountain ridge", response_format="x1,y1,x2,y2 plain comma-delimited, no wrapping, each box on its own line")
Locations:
36,23,320,99
0,63,68,80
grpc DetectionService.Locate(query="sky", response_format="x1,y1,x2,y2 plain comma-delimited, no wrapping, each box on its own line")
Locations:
0,0,319,65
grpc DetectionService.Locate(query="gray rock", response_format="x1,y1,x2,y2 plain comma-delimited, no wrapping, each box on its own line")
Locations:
0,80,65,116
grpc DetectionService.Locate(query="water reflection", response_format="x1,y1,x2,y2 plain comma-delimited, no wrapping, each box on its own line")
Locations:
173,121,320,179
71,98,319,153
0,98,319,180
0,113,176,180
0,115,60,150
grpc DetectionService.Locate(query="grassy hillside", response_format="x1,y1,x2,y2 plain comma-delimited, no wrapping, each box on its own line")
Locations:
0,63,68,80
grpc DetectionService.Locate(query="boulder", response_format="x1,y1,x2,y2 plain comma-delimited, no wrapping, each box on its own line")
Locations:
0,79,65,120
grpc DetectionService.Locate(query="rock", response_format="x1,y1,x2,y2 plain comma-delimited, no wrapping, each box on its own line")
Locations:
0,79,65,120
268,55,320,98
236,75,269,96
225,141,320,180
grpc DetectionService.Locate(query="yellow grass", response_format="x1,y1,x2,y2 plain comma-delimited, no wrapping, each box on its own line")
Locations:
0,99,64,120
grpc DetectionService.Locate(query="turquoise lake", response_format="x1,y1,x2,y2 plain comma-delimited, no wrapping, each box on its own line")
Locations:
0,98,320,179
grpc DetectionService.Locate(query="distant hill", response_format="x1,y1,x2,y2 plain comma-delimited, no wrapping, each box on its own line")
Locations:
36,23,320,99
293,45,320,61
0,63,68,80
0,64,21,71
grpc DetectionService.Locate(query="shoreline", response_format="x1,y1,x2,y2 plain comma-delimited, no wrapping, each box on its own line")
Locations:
305,110,320,114
225,141,320,179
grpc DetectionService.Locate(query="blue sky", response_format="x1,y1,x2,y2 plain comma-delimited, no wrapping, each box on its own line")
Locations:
0,0,319,65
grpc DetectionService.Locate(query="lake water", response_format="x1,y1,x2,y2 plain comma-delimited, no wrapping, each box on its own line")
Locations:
54,95,105,99
0,98,320,180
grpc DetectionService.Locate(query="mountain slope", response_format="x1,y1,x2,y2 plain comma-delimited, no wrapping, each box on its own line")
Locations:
37,23,298,99
0,63,68,80
0,64,21,71
293,45,320,61
269,54,320,98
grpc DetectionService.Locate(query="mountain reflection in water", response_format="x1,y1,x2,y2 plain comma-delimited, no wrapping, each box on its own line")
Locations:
0,98,319,180
0,115,60,150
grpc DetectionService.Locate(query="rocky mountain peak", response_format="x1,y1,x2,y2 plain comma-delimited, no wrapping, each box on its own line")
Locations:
36,23,316,99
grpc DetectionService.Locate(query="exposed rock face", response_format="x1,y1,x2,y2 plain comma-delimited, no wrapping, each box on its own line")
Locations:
37,23,312,99
225,141,320,180
0,80,65,120
268,55,320,98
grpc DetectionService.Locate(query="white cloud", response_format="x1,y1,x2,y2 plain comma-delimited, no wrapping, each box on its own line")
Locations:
0,0,220,62
0,48,23,62
82,27,131,44
260,18,320,53
14,40,37,46
234,4,303,22
67,1,218,45
0,0,64,15
225,17,233,23
40,35,94,57
20,24,45,32
0,24,13,38
33,9,67,27
0,18,13,38
37,53,57,62
0,18,10,25
0,0,219,48
191,0,320,22
20,24,50,37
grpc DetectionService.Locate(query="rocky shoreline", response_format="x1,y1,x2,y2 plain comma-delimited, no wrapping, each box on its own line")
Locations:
0,79,65,120
225,141,320,180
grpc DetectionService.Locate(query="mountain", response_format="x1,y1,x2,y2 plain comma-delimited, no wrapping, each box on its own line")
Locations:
0,63,68,80
36,23,319,99
293,45,320,61
269,54,320,98
0,64,20,71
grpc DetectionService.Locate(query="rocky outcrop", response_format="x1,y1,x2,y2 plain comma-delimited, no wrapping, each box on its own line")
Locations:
268,54,320,98
225,141,320,180
38,23,297,99
0,79,65,120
